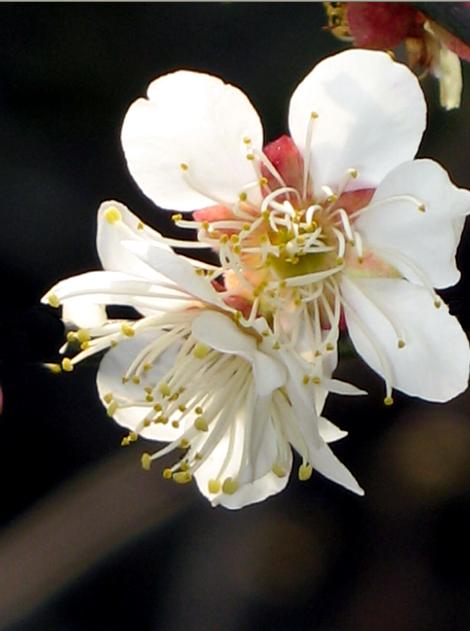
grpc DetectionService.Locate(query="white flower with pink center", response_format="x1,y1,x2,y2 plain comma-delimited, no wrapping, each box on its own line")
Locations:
122,48,470,405
44,201,363,509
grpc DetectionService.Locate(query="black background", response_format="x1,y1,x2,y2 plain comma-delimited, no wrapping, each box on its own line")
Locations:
1,3,470,631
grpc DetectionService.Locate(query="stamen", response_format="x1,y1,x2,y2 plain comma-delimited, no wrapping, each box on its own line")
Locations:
302,111,318,201
252,149,287,190
349,195,426,220
340,290,394,402
180,163,231,206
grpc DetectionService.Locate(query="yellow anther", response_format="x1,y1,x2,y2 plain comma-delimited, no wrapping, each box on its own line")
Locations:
169,392,179,402
145,394,154,402
80,341,89,350
239,192,247,202
246,153,255,161
194,417,209,432
61,358,74,372
261,210,270,221
259,234,268,244
243,136,251,144
233,244,241,255
302,374,310,385
201,220,210,231
195,406,204,415
326,343,335,351
110,339,118,348
103,392,113,404
106,401,118,417
131,375,141,385
47,293,60,308
141,453,152,470
312,376,321,385
76,329,90,343
171,213,183,222
259,176,268,186
348,168,358,178
193,343,210,359
272,464,287,478
178,404,187,412
208,479,221,494
104,206,121,224
159,382,171,397
137,221,144,230
180,461,189,472
242,223,251,231
143,419,151,427
279,280,287,289
121,376,128,384
195,268,206,276
262,330,270,337
143,363,152,372
153,403,162,412
144,387,153,396
222,477,239,495
180,162,189,171
314,350,322,357
173,471,192,484
194,451,203,460
172,420,180,429
66,331,77,343
220,234,229,244
298,463,313,481
336,256,344,265
120,323,135,337
434,299,442,309
398,339,406,349
154,415,168,425
230,234,239,244
45,363,62,374
179,438,190,449
327,194,338,204
418,203,426,213
384,396,394,406
294,297,302,306
162,467,173,479
310,111,319,119
272,341,281,350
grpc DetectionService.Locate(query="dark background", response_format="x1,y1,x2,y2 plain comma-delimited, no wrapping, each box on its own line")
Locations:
1,3,470,631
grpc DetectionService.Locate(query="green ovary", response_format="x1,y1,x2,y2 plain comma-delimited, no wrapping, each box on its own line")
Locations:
268,251,331,279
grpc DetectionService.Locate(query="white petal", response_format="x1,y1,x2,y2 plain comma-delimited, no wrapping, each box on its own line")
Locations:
194,399,292,510
121,70,263,211
318,417,348,443
341,276,470,402
191,311,286,395
124,241,224,308
288,50,425,194
280,351,364,494
45,270,197,317
96,331,183,442
356,159,470,289
327,379,367,396
97,200,170,278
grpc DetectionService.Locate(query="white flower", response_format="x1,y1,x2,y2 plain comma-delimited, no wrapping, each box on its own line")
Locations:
43,201,363,508
121,48,470,406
